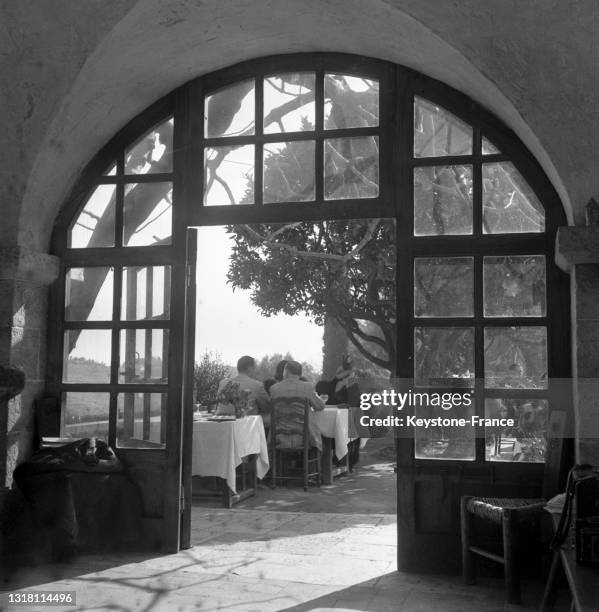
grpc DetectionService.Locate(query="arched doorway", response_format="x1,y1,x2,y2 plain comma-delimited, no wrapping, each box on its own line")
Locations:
48,54,570,567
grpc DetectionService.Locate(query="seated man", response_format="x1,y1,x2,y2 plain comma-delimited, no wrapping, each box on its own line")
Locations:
217,355,271,420
269,361,325,451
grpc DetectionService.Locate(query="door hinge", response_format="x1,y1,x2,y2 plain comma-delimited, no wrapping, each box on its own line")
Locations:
180,486,186,513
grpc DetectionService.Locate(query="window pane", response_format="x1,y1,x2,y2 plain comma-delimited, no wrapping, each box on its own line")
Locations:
414,165,473,236
484,326,547,389
123,182,172,246
63,330,111,383
62,392,109,440
204,80,255,138
122,266,171,321
263,140,315,203
119,329,169,384
324,74,379,129
65,267,113,321
264,73,315,133
204,145,254,206
324,136,379,200
484,256,546,317
103,162,117,176
125,118,173,174
117,392,166,449
414,257,473,317
485,398,548,463
415,401,475,461
69,185,116,248
414,97,472,157
482,162,545,234
482,137,500,155
414,327,474,387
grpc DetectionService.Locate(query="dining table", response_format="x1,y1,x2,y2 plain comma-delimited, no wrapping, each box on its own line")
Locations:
313,405,369,484
192,414,269,506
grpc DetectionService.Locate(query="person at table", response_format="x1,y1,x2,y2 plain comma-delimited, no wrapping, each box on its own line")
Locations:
269,361,325,451
217,355,271,420
274,359,308,382
331,354,362,406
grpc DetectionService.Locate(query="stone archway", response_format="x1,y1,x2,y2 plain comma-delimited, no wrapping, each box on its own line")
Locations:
17,0,576,254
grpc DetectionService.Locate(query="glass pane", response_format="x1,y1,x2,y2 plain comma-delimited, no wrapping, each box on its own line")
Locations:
484,256,546,317
414,165,472,236
263,140,315,203
482,137,500,155
414,257,473,317
204,80,255,138
119,329,169,384
69,185,116,248
117,392,166,448
324,74,379,129
125,118,173,175
62,392,109,440
414,401,475,461
204,145,254,206
482,162,545,234
484,326,547,389
264,73,315,133
65,267,113,321
324,136,379,200
485,398,548,463
123,182,172,246
414,97,472,157
122,266,171,321
414,327,474,387
63,330,111,383
102,162,117,176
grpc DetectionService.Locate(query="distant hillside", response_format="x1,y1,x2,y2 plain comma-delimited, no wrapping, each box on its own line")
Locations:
65,358,111,423
66,357,111,384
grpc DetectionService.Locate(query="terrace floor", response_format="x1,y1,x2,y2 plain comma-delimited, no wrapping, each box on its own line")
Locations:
2,436,561,611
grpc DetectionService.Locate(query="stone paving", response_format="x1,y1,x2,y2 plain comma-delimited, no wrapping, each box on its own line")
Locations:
2,437,555,611
3,507,548,611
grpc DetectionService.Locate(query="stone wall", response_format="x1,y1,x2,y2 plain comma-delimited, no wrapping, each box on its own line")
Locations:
0,248,58,497
6,0,599,254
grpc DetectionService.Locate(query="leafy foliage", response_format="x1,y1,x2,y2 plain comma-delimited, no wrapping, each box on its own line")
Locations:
253,352,321,383
194,352,233,404
227,218,396,371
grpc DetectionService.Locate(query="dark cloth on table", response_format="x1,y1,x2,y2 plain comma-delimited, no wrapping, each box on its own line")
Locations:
14,438,143,559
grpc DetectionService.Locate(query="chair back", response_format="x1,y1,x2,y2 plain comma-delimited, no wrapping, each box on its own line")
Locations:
271,396,311,451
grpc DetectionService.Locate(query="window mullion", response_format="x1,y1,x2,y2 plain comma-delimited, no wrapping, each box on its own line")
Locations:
255,75,264,207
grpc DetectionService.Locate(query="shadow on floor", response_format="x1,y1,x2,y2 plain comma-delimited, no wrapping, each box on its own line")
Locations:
193,432,397,516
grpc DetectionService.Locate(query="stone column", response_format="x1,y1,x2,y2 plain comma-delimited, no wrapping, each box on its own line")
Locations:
0,247,58,495
556,226,599,465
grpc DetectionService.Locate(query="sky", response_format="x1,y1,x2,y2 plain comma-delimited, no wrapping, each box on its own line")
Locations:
195,225,323,369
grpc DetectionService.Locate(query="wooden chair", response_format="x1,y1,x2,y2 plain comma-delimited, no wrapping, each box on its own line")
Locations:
270,396,321,491
460,410,568,604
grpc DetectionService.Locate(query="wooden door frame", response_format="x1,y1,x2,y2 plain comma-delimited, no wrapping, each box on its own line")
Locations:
47,53,570,562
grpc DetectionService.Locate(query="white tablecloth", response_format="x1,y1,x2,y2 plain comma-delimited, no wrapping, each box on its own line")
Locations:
192,415,269,493
313,406,351,460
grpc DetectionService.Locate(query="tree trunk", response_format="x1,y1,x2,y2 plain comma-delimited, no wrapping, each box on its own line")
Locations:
321,313,348,379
